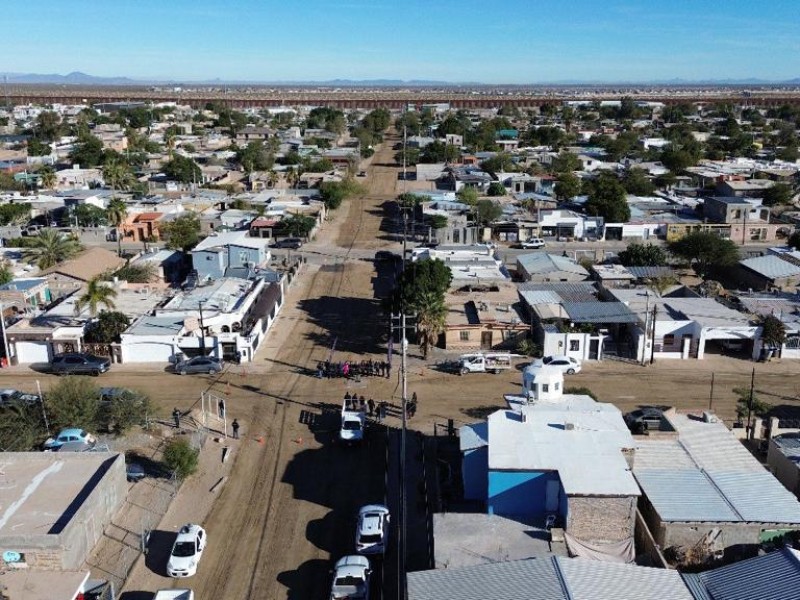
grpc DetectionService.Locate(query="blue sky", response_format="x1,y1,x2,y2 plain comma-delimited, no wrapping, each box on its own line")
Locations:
4,0,799,83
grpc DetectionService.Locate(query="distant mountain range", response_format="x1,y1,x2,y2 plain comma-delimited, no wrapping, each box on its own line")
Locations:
1,71,799,87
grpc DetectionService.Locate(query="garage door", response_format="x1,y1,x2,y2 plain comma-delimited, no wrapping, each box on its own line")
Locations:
121,342,174,363
15,341,51,364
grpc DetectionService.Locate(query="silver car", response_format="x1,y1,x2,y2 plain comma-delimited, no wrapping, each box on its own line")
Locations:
175,356,224,375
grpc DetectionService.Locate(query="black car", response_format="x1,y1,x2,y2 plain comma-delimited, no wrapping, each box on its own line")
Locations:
272,237,303,250
50,353,111,376
375,250,402,263
624,407,667,433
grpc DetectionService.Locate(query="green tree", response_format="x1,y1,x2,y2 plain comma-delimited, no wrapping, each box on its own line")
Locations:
103,157,134,193
319,180,363,210
456,187,479,205
69,134,105,167
474,199,503,226
161,213,202,252
22,229,82,270
0,203,31,226
388,258,453,314
38,166,56,190
27,137,52,156
163,437,199,480
103,388,151,434
163,155,201,184
486,182,506,197
111,262,157,283
429,214,448,229
480,153,516,175
618,243,668,267
660,148,697,172
280,213,316,238
733,386,771,423
0,261,13,285
72,204,108,227
236,141,273,173
554,172,581,201
0,401,45,451
654,171,677,190
762,183,795,207
35,111,62,141
668,230,739,277
761,314,787,349
44,377,102,432
415,290,448,359
106,198,128,256
85,310,131,343
585,173,631,222
75,276,118,316
622,168,656,196
551,151,581,173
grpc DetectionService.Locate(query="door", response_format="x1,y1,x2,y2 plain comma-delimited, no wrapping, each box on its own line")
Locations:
545,479,560,512
481,331,493,350
589,339,599,360
16,341,51,363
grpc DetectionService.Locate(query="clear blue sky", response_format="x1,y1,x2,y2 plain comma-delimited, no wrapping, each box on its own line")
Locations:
4,0,799,83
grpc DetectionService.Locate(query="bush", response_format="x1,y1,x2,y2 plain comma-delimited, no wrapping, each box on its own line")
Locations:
0,402,46,451
517,338,542,357
45,377,102,432
103,389,152,434
565,386,598,401
163,437,199,480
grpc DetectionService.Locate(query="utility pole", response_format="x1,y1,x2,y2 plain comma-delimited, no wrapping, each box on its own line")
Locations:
390,312,415,600
198,299,207,355
642,292,650,366
747,367,756,440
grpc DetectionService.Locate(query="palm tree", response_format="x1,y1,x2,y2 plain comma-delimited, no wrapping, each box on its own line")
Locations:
415,291,448,359
39,166,57,190
106,199,128,256
22,229,82,270
267,169,278,189
74,276,118,316
103,158,133,193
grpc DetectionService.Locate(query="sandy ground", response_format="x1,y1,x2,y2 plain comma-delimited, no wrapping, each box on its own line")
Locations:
2,134,800,598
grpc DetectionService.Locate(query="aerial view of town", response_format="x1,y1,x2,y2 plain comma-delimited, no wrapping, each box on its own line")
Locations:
2,1,800,599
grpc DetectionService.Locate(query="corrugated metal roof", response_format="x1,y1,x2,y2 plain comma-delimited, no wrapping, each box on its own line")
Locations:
517,282,598,303
772,433,800,458
626,266,676,279
562,301,640,324
707,470,800,523
683,547,800,600
634,440,698,471
741,255,800,280
517,252,589,277
557,556,695,600
634,470,741,522
519,290,562,306
670,415,764,473
407,557,567,600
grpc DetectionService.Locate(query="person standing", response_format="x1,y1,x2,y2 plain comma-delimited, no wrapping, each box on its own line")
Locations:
231,419,240,439
379,401,387,422
172,408,181,429
367,398,375,417
218,398,225,419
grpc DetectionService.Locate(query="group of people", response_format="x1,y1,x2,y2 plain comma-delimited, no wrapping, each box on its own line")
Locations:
172,406,240,439
318,359,391,380
342,391,419,421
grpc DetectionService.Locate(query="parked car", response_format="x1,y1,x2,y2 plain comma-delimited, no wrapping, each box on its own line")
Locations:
624,407,668,433
154,590,194,600
272,237,303,249
518,237,546,249
355,505,390,555
167,524,207,578
50,353,111,376
330,555,371,600
174,356,224,376
126,461,146,482
43,428,97,451
0,389,39,406
533,355,582,375
374,250,402,263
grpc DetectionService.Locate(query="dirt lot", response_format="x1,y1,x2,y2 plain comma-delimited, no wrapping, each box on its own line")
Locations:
3,134,800,598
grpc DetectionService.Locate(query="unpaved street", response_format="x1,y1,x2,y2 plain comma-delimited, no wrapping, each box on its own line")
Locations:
2,133,800,599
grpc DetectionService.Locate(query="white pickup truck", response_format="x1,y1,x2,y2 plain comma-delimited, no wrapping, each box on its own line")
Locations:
340,398,366,444
459,352,513,375
154,590,194,600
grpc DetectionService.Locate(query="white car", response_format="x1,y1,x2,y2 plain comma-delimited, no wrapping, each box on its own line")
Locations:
167,524,207,578
534,355,582,374
330,555,371,600
519,237,545,249
355,505,390,555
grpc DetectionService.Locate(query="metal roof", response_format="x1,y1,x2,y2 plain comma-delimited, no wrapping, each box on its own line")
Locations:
707,470,800,523
562,301,640,324
740,255,800,280
407,557,567,600
626,266,676,279
634,470,740,522
459,422,488,452
772,433,800,458
517,282,598,303
557,556,695,600
683,547,800,600
516,253,589,277
519,290,562,306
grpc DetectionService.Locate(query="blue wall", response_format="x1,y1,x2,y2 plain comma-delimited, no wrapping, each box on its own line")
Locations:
192,249,226,280
487,470,561,518
462,447,488,501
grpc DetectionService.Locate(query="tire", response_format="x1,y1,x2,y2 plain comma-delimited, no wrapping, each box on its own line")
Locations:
179,369,187,376
566,369,575,375
91,369,100,377
209,368,219,375
460,368,468,376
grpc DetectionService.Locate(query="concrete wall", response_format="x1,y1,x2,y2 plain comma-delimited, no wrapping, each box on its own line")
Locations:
462,447,488,501
566,495,636,543
0,454,127,570
767,441,800,497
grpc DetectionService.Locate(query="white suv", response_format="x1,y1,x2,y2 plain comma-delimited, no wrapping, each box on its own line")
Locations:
355,505,390,554
520,237,545,249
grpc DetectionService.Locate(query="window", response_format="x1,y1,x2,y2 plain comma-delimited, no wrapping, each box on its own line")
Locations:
460,331,470,341
542,384,549,392
569,340,580,352
663,334,675,346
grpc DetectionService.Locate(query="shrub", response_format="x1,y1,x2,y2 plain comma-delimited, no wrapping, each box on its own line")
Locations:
565,386,598,401
45,377,102,432
163,437,199,480
103,389,152,434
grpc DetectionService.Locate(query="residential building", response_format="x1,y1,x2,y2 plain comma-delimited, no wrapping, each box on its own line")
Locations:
738,254,800,292
41,247,126,298
120,211,164,242
0,277,52,312
516,253,589,283
444,281,527,351
634,411,800,553
129,248,184,285
191,230,272,280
